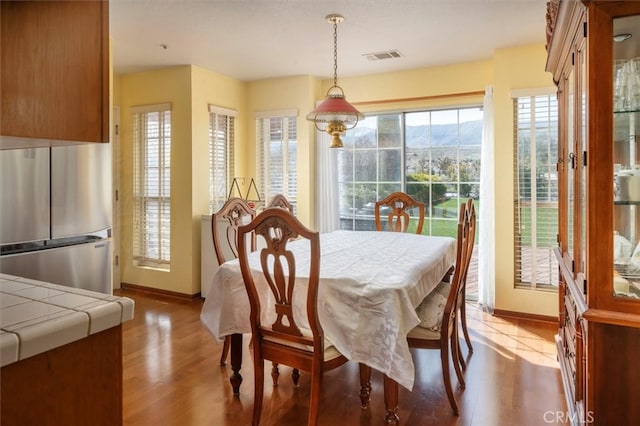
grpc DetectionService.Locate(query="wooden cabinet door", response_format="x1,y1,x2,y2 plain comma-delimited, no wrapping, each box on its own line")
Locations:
1,0,109,143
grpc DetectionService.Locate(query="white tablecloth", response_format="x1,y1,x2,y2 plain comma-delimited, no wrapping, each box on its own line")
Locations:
200,230,456,390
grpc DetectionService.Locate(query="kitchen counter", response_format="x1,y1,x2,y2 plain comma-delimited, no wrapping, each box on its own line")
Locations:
0,273,134,425
0,273,134,366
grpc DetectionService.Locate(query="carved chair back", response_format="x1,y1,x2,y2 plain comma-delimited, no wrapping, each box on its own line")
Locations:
238,207,322,349
445,199,476,335
211,197,256,265
374,191,425,234
266,193,295,214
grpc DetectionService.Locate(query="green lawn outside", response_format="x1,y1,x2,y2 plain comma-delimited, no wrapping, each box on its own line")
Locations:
409,201,557,246
408,199,557,247
516,206,558,246
407,198,480,238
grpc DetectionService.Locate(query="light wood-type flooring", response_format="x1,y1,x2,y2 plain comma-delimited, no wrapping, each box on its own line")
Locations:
117,289,568,426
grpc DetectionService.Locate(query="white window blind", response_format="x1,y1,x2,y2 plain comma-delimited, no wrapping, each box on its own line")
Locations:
513,94,559,288
132,103,171,269
209,105,236,213
256,111,297,212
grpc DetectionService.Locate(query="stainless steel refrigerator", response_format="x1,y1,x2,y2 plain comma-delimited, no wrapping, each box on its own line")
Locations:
0,144,112,294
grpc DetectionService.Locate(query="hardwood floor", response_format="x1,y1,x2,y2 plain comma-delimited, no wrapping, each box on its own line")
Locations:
117,289,567,426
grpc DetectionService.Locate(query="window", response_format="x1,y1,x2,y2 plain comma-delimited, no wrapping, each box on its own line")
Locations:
513,94,559,288
132,103,171,269
256,111,298,211
209,105,236,213
338,107,482,238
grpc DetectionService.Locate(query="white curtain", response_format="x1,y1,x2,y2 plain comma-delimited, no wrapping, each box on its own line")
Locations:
315,130,340,232
478,85,495,312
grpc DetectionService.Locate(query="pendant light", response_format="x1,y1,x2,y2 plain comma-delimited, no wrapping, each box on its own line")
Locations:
306,14,364,148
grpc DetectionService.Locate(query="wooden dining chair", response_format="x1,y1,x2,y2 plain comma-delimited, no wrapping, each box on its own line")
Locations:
408,198,476,415
374,191,425,234
266,193,294,213
457,199,477,363
211,197,256,365
237,207,350,426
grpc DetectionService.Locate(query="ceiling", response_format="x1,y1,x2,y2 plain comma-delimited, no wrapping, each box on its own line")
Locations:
109,0,549,82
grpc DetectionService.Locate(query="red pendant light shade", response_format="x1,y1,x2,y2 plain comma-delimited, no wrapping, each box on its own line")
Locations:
306,14,363,148
307,88,363,123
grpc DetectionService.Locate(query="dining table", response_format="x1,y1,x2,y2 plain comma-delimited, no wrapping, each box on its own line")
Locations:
200,229,456,424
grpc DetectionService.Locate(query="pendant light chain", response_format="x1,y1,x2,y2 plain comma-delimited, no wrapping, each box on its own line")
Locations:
333,19,338,88
306,13,363,148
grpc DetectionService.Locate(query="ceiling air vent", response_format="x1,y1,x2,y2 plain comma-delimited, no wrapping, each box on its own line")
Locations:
363,50,402,61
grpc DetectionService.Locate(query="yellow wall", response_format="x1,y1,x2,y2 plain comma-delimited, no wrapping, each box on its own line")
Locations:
337,59,493,107
246,76,318,225
116,65,245,295
189,65,247,294
493,44,558,316
114,43,559,317
190,65,247,216
117,66,193,294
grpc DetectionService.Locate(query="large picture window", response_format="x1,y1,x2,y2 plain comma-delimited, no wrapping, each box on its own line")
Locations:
513,93,559,288
338,107,482,238
256,111,297,212
132,103,171,269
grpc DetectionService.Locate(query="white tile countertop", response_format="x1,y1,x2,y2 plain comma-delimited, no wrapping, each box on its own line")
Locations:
0,273,134,367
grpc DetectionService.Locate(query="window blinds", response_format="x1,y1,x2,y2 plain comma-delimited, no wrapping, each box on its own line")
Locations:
256,113,297,211
133,104,171,268
209,105,236,213
513,94,559,288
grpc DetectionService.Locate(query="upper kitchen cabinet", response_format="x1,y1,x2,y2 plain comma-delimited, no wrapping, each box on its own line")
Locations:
1,0,109,145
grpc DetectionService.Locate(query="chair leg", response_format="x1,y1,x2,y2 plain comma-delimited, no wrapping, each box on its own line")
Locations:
307,368,323,426
271,362,280,386
456,314,467,371
219,335,230,366
358,363,372,408
461,300,473,354
292,368,300,387
451,326,465,389
457,335,467,371
441,339,459,416
252,359,264,426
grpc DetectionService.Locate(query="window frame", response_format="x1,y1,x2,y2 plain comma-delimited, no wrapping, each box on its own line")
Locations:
337,106,483,238
208,104,237,214
132,103,172,269
512,90,559,290
255,109,298,212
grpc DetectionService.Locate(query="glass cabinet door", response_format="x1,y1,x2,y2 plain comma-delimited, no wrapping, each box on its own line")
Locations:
579,43,587,277
576,43,587,276
613,15,640,299
575,38,587,294
566,68,575,266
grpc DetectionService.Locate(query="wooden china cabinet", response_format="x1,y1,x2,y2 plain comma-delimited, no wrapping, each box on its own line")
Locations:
546,1,640,424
